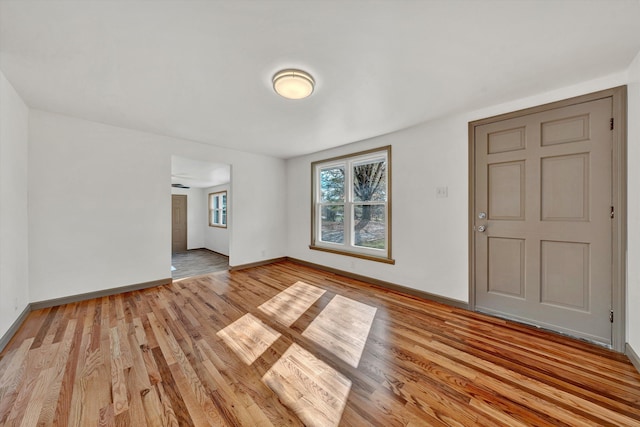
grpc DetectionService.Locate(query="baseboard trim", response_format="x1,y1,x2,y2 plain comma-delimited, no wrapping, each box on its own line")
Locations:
287,257,469,310
30,277,172,311
229,257,287,271
1,278,172,353
626,343,640,374
0,304,31,353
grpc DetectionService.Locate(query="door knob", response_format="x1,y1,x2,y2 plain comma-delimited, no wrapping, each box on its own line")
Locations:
477,225,486,232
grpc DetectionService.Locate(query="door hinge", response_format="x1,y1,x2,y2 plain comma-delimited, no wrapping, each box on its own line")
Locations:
610,206,615,219
609,310,614,323
610,118,614,130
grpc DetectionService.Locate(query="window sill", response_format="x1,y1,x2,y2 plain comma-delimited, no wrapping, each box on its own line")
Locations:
309,245,395,265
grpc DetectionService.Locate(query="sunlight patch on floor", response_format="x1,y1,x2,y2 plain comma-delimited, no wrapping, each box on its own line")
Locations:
302,295,377,368
216,313,281,365
217,282,378,426
262,343,352,427
258,281,326,327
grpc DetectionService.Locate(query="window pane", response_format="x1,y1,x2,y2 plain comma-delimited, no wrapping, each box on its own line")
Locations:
353,160,386,202
320,205,344,244
209,192,228,227
320,167,345,202
354,204,385,249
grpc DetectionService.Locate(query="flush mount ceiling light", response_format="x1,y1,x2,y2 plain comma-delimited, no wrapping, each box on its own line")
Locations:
272,69,315,99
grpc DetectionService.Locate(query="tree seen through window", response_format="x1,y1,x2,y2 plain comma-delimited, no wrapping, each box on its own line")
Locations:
312,147,392,262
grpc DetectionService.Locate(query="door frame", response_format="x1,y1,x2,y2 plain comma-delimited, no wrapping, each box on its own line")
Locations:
468,86,627,352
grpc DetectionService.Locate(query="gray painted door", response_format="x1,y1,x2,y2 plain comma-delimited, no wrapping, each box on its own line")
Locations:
474,97,613,346
172,194,187,253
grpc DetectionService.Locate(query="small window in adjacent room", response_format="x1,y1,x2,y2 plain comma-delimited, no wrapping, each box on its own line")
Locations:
310,146,394,264
209,191,227,227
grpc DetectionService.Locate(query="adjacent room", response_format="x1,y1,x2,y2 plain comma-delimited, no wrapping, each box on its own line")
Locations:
170,156,230,279
1,1,640,425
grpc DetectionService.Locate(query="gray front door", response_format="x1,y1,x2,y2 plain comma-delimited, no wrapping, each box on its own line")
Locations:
472,97,613,346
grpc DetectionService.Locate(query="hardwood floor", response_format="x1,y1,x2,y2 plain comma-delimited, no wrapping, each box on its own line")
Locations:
1,260,640,426
171,249,229,279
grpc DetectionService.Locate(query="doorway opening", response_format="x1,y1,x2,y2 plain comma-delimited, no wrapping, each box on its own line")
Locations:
171,155,231,279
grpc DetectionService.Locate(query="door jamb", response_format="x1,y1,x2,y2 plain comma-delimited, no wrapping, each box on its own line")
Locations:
468,86,627,352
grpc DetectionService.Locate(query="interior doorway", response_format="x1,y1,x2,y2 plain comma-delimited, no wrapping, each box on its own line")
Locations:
171,155,231,278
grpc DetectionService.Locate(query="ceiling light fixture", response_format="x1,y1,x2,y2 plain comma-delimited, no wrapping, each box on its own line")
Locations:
272,69,315,100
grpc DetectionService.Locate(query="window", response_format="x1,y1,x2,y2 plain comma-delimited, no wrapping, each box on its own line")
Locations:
209,191,227,227
310,146,393,263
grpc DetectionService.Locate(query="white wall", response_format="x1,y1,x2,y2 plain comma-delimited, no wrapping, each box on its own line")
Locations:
286,71,630,306
626,50,640,355
10,54,640,356
0,71,29,338
287,117,470,301
203,184,230,256
29,110,286,302
171,186,205,250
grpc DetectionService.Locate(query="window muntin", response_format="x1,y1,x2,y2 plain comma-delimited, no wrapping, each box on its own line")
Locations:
209,191,227,227
311,146,392,263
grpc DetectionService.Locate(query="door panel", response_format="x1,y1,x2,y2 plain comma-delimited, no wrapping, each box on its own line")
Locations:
488,237,525,298
541,154,589,220
541,114,590,146
488,161,525,220
540,240,589,310
473,97,612,346
488,127,526,153
172,194,187,253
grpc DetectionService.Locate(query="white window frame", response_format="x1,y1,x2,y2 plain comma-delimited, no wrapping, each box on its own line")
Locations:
208,191,227,228
310,146,393,264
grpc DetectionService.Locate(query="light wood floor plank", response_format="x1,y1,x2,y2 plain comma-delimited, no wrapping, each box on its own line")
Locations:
35,318,77,426
1,260,639,425
258,281,326,327
302,294,376,368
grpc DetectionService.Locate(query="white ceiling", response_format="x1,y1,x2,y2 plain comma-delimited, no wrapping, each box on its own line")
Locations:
171,156,230,189
1,1,640,159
